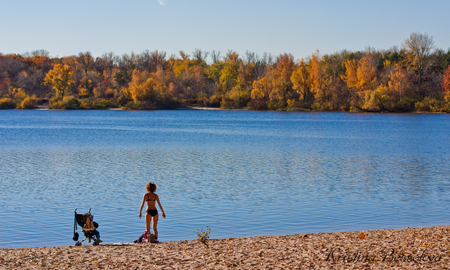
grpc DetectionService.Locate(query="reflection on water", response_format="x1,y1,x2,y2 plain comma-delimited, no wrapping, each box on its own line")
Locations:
0,110,449,248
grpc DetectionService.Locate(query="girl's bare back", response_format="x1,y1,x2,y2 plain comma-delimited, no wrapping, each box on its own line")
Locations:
145,193,157,210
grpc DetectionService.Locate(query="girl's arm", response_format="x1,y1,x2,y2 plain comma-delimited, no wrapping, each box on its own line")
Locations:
156,195,166,218
139,194,146,219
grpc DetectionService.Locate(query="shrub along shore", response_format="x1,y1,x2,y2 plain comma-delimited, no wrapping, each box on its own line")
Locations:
1,33,450,112
0,226,448,269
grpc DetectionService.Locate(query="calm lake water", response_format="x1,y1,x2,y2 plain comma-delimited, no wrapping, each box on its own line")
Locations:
0,110,449,248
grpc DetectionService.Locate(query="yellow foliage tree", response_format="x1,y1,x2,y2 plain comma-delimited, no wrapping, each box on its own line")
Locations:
342,54,378,110
356,55,378,92
310,51,327,96
44,64,74,99
171,53,208,101
219,61,239,89
251,77,270,100
78,77,93,98
267,53,295,108
342,56,377,93
309,51,331,110
10,88,28,100
128,70,164,104
342,59,358,91
388,64,412,98
18,95,38,109
291,59,312,105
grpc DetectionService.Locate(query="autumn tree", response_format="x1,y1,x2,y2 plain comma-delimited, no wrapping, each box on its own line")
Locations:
205,53,222,106
205,56,222,86
0,56,26,95
356,54,378,92
442,65,450,102
342,59,359,92
220,50,240,90
192,49,209,63
388,64,413,98
310,51,330,109
248,77,270,110
1,31,450,111
242,51,266,84
403,32,434,90
323,52,350,110
115,53,137,88
137,50,167,73
342,53,378,110
16,52,53,97
291,59,313,107
92,52,118,99
44,64,74,99
171,51,208,104
73,52,94,96
218,50,243,108
266,53,295,109
128,70,160,105
77,52,94,75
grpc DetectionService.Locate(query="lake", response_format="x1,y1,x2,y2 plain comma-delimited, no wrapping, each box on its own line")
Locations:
0,110,449,248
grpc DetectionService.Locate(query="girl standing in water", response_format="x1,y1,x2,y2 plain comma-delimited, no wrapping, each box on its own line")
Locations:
139,182,166,241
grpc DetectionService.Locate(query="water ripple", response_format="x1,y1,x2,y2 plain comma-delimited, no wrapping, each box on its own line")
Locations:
0,110,449,248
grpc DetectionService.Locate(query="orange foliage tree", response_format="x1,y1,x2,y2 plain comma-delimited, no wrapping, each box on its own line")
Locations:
310,51,330,109
267,53,295,109
442,65,450,102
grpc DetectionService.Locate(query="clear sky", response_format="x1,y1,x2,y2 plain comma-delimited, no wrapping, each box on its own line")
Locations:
0,0,449,60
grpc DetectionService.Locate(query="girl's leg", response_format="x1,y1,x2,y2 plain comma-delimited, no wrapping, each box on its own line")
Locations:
145,213,151,232
152,214,159,238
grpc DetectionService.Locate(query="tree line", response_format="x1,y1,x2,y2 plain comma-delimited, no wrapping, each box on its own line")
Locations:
1,33,450,112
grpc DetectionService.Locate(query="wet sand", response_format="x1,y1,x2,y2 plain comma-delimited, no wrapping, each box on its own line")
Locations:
1,226,449,269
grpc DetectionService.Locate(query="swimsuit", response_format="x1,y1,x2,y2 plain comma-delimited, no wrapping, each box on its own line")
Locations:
146,209,158,216
146,194,158,216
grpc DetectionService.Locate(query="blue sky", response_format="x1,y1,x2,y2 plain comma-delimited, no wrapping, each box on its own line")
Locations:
0,0,449,60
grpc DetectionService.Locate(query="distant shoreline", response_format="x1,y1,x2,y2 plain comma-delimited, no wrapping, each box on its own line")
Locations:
5,105,449,114
2,34,449,114
1,225,448,269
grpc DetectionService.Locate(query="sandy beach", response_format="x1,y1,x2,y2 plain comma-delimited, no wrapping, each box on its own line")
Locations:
1,226,449,269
